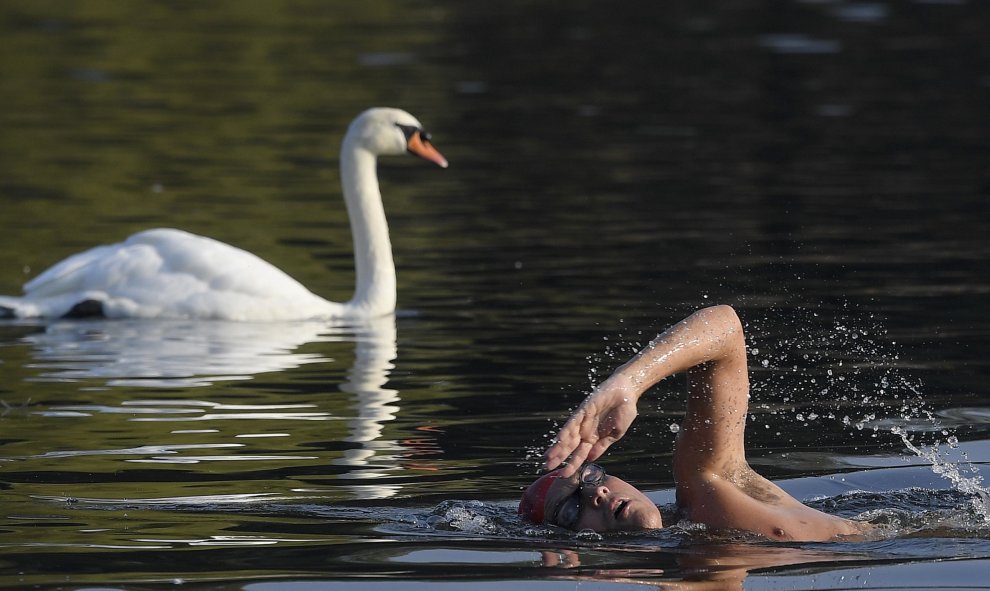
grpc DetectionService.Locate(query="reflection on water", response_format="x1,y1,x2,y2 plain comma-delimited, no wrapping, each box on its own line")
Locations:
28,467,990,589
8,314,407,498
333,315,404,498
17,319,335,387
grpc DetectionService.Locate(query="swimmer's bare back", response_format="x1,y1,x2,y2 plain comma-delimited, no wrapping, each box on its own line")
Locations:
675,461,873,541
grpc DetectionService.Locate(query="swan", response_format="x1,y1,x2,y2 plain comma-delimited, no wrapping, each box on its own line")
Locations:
0,108,447,321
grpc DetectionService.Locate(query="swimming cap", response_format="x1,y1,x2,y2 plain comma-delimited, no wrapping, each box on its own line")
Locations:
518,469,564,524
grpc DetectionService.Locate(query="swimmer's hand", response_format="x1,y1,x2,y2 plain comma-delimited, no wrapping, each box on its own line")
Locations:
543,306,749,477
543,376,639,477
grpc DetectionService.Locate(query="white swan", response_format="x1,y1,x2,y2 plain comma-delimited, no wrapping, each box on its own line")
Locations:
0,108,447,321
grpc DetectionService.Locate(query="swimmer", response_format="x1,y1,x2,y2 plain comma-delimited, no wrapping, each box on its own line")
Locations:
521,305,873,542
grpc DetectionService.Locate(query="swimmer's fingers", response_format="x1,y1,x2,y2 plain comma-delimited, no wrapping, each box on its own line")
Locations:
542,438,572,474
581,413,628,465
543,406,601,475
554,440,593,478
543,385,637,472
586,435,618,465
543,413,589,474
583,396,638,463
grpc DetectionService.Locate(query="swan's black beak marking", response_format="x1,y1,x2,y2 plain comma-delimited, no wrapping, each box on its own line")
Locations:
396,123,420,142
398,123,448,168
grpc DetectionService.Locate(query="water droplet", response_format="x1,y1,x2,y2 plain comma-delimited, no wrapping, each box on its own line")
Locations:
669,423,680,433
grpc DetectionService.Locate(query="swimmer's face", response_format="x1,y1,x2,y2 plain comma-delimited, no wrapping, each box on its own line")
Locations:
543,464,662,532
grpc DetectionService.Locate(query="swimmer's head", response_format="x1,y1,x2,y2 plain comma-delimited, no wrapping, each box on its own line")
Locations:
519,464,662,532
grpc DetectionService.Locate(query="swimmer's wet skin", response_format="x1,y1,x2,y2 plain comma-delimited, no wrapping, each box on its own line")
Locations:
525,305,875,542
519,464,662,532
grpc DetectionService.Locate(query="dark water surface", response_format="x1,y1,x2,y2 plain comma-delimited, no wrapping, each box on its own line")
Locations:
1,1,989,589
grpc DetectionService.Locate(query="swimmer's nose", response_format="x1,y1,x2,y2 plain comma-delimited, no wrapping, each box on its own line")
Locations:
588,485,609,507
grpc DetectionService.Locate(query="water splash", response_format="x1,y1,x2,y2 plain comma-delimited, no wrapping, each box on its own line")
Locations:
427,500,515,535
586,324,645,390
742,304,990,531
813,488,990,540
890,426,990,524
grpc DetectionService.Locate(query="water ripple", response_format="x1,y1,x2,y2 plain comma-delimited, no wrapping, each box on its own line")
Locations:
38,399,335,422
17,319,339,387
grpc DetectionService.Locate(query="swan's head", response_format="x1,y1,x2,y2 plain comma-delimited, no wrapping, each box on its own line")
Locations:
346,107,448,168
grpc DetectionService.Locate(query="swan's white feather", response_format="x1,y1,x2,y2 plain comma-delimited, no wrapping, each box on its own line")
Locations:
0,107,441,322
18,229,340,321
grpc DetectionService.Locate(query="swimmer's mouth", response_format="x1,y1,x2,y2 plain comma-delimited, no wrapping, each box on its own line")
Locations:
614,499,629,519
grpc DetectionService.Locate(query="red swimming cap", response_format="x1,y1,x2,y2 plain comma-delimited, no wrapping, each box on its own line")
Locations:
518,469,564,524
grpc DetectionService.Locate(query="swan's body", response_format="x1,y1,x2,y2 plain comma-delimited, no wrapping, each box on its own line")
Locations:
0,108,447,321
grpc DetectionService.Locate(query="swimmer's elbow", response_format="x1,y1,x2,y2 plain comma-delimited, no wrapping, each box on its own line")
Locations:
708,304,739,319
697,305,743,333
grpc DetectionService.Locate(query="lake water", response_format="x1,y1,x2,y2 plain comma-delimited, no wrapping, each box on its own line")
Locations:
1,1,989,589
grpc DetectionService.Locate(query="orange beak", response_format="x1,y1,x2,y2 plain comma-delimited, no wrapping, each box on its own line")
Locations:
407,131,448,168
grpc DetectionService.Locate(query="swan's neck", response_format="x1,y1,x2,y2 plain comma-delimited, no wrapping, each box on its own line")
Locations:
340,141,396,316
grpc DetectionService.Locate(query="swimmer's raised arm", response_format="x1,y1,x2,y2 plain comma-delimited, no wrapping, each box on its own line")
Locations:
535,306,870,540
543,305,749,477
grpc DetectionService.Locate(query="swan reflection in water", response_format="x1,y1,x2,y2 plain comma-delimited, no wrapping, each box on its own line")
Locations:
18,318,335,387
9,314,407,499
332,314,405,499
